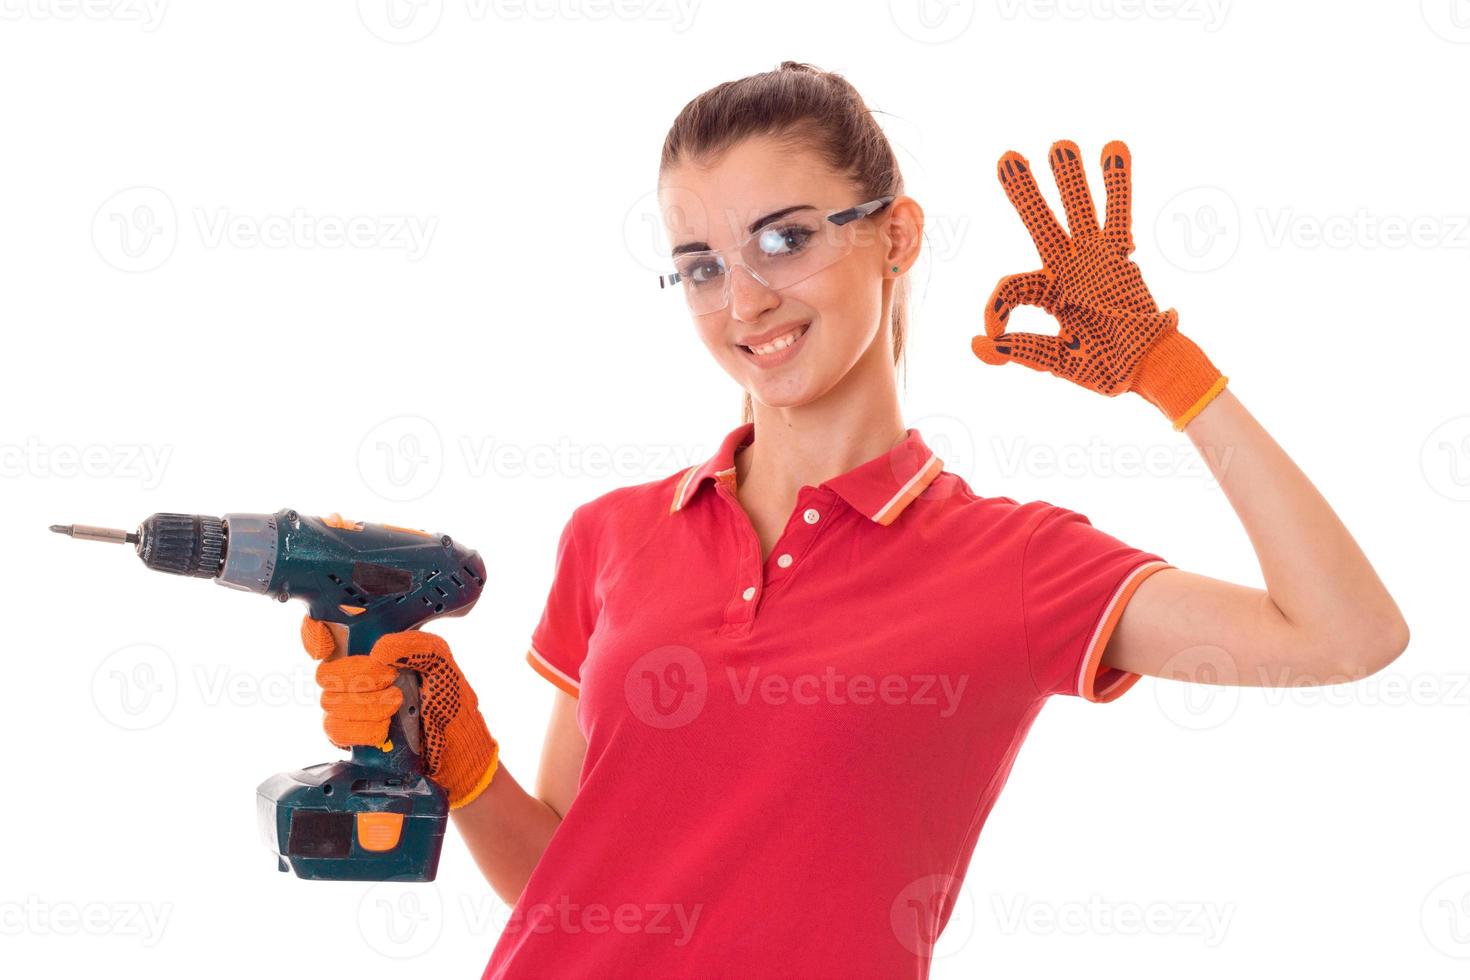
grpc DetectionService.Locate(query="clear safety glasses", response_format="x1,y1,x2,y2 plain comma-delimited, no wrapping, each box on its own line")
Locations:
658,196,894,315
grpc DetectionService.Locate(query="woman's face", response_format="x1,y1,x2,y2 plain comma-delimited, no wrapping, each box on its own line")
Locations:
659,135,918,412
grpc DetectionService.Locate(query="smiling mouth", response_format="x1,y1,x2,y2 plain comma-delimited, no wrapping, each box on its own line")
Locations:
739,322,810,355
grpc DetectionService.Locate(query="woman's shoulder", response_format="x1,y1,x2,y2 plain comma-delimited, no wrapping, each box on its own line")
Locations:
560,467,695,540
917,471,1127,558
922,469,1057,527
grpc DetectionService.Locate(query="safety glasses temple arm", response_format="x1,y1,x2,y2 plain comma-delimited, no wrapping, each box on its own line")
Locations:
828,195,895,225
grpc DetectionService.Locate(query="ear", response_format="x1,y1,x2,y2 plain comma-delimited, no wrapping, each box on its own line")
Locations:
882,195,924,277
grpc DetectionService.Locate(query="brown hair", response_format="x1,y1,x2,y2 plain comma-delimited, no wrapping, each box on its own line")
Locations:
658,60,911,424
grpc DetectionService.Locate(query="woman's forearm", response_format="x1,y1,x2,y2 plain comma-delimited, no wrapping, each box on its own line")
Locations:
1182,387,1409,671
450,762,563,906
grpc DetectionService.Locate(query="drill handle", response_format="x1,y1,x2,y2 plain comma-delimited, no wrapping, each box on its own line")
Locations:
340,623,430,777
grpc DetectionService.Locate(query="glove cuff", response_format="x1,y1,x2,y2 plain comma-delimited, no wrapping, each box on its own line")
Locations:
1132,321,1228,431
443,713,500,810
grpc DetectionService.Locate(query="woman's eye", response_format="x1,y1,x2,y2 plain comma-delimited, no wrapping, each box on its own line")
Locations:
679,257,723,285
757,225,813,257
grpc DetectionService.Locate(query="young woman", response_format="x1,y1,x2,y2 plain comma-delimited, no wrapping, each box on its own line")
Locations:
302,61,1410,978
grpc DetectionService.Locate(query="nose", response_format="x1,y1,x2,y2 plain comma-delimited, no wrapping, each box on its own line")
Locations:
726,263,779,319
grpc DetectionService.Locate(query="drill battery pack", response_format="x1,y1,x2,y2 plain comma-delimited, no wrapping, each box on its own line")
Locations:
258,759,448,882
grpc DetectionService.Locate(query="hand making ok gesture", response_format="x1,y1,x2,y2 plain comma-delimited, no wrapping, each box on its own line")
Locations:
971,139,1228,431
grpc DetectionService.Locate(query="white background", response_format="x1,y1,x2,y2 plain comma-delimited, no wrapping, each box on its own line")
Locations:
3,1,1466,977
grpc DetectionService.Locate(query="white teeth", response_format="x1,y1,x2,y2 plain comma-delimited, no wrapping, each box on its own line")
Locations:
747,324,807,355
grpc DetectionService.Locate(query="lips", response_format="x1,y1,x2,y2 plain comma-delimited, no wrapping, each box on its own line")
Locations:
737,322,812,369
737,321,811,353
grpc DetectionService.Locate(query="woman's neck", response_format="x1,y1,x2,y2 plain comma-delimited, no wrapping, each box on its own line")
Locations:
733,414,907,502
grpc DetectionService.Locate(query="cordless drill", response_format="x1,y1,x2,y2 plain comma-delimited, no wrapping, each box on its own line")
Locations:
51,508,487,883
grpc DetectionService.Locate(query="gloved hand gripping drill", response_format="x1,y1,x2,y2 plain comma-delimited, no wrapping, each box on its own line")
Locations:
51,508,496,882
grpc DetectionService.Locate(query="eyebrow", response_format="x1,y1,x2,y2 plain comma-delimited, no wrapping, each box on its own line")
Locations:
671,204,815,257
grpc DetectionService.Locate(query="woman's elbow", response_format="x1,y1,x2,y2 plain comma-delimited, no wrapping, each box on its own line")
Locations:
1342,615,1410,679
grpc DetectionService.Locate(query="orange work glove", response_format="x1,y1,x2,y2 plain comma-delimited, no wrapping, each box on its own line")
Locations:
301,616,500,809
971,138,1229,431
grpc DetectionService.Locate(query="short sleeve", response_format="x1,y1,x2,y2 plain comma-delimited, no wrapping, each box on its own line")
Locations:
1021,504,1173,702
525,507,598,698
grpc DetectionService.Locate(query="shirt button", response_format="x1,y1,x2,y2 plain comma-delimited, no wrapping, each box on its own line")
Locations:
776,553,792,568
741,586,756,601
802,508,820,524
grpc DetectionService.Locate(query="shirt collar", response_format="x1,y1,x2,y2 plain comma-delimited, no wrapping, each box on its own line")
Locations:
669,422,944,526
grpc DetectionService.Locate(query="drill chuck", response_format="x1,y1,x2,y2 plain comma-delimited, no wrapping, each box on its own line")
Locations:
135,513,227,578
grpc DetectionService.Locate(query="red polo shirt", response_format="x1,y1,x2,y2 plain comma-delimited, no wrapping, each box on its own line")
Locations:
483,421,1172,978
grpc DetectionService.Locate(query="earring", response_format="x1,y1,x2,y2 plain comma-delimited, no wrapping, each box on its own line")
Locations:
891,266,899,273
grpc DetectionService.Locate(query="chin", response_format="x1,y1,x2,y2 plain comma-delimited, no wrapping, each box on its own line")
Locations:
746,376,824,411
